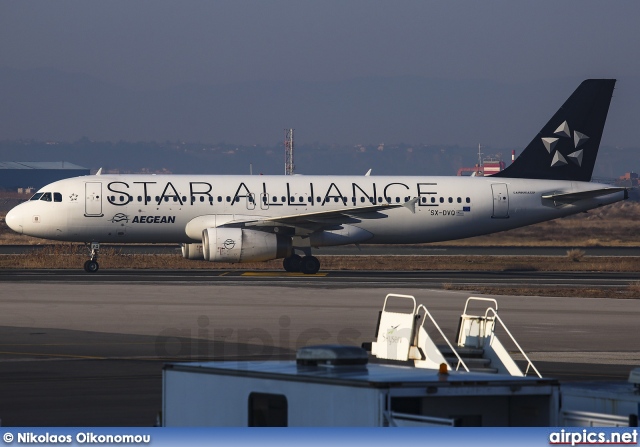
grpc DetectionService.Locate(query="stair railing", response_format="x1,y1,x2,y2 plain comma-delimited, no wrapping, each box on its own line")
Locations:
483,307,542,378
416,304,469,372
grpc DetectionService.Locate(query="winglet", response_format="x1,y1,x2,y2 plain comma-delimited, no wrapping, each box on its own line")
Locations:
96,168,102,176
402,197,418,214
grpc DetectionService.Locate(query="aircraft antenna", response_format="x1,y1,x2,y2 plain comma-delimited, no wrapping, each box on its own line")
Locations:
285,129,295,175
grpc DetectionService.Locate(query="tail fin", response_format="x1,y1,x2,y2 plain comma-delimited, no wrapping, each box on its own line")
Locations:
493,79,616,181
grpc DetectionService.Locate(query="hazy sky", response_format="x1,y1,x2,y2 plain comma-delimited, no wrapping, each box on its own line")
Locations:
2,1,639,90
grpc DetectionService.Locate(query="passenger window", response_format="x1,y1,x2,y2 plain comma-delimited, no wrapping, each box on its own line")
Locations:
431,197,436,203
317,197,321,202
53,193,62,202
299,197,304,203
40,192,52,202
281,196,286,202
457,197,462,203
466,197,471,203
30,193,44,201
421,197,426,203
200,196,205,202
440,197,444,203
218,196,222,202
448,197,453,203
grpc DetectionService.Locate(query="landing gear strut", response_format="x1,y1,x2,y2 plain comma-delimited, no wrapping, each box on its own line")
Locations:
282,253,320,274
84,242,100,273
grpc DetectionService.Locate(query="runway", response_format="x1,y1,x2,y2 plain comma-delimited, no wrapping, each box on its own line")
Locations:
2,244,640,256
0,276,639,426
1,268,639,289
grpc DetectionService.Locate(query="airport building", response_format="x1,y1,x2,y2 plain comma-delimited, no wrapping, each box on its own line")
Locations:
0,161,89,191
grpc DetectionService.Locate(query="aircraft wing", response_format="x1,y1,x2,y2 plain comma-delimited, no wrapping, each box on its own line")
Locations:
224,198,418,233
542,187,627,203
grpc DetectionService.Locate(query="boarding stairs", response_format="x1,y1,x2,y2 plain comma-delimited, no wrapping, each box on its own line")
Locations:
366,294,541,377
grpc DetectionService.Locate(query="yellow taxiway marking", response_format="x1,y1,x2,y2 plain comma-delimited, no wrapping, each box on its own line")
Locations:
241,272,328,277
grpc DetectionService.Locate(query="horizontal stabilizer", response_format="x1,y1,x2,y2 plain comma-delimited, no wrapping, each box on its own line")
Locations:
542,187,627,203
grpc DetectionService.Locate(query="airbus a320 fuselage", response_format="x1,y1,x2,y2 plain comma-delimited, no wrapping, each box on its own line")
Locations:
6,79,626,273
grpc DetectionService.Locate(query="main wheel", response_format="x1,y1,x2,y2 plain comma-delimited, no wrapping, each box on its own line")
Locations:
84,260,99,273
283,254,302,272
299,255,320,275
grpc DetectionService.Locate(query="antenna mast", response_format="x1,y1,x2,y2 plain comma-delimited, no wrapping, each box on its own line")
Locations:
285,129,294,175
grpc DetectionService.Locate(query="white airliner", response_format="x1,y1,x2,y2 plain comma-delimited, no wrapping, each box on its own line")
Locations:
5,79,627,274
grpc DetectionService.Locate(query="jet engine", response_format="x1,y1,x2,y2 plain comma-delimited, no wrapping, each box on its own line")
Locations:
181,243,204,260
202,227,292,263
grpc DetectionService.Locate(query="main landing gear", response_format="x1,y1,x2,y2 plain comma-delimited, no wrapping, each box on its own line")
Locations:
83,242,100,273
283,253,320,274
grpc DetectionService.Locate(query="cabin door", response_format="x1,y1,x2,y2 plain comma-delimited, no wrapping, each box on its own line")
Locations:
84,182,103,217
491,183,509,218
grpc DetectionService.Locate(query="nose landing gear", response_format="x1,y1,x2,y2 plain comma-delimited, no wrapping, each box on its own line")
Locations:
83,242,100,273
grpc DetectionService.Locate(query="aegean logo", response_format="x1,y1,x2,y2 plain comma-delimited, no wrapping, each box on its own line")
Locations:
109,213,129,223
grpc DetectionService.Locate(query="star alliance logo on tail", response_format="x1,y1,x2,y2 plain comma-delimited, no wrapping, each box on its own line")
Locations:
541,120,588,168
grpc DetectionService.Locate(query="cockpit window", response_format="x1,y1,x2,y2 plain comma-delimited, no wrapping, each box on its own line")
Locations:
54,192,62,202
40,192,52,202
29,193,44,201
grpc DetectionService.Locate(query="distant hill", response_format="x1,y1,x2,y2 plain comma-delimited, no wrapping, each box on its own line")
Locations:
1,67,638,149
0,139,637,178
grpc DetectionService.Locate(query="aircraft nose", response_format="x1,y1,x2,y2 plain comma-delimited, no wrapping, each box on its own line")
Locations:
5,206,24,234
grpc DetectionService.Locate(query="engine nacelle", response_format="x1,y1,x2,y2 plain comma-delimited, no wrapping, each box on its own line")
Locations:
181,243,204,260
202,227,292,263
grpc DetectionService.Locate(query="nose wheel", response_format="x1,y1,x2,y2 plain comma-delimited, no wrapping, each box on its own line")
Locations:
84,260,99,273
83,242,100,273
